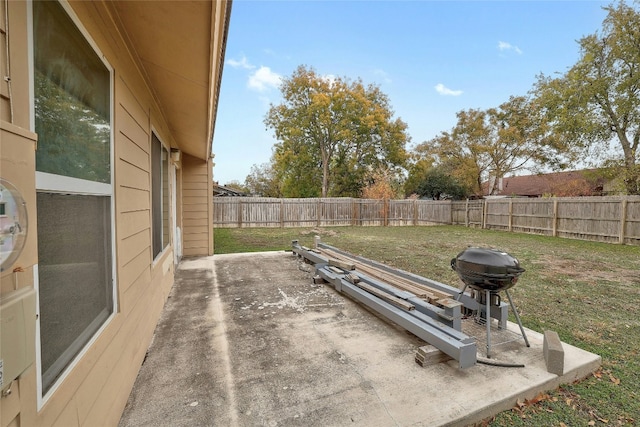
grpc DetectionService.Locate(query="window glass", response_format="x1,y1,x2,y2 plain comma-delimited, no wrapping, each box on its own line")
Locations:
162,145,170,249
152,133,170,259
33,0,110,183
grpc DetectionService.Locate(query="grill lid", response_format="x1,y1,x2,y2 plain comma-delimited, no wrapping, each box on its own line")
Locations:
451,247,525,292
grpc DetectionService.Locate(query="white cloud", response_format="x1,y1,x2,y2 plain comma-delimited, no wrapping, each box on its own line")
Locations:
248,66,282,92
498,41,523,55
434,83,463,96
227,54,255,69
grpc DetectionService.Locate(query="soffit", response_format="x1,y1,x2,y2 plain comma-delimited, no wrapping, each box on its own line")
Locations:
111,0,220,160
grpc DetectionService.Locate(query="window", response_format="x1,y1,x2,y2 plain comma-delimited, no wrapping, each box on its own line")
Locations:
36,194,113,391
33,0,114,395
152,133,169,259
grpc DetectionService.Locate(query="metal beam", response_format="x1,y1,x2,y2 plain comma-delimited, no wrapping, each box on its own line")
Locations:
318,267,477,369
318,242,509,326
345,269,460,330
292,241,477,368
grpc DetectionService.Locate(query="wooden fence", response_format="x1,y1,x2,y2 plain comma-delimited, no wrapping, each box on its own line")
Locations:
213,196,640,245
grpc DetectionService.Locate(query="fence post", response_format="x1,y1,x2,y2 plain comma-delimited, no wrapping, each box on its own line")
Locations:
449,200,453,225
413,199,418,226
508,200,513,232
384,198,389,226
238,199,243,228
465,199,469,227
317,199,321,227
552,199,559,237
280,199,284,228
352,198,356,226
482,199,487,229
619,198,628,244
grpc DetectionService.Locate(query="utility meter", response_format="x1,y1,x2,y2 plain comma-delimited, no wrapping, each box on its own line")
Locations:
0,179,28,272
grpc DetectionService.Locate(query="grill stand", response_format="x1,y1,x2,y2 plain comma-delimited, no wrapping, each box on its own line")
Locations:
504,289,530,349
473,287,530,358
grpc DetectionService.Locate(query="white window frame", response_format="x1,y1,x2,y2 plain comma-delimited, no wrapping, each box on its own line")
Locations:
28,0,118,408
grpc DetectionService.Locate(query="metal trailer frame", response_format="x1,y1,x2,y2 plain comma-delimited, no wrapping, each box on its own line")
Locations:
316,242,510,329
292,241,477,369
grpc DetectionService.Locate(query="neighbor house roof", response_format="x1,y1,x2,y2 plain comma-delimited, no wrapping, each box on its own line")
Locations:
108,1,232,161
483,170,605,197
213,184,247,197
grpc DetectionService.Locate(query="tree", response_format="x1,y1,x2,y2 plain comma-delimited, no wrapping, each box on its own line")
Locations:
532,2,640,194
415,167,469,200
264,65,409,197
416,96,562,196
244,163,281,197
361,166,405,199
404,153,434,197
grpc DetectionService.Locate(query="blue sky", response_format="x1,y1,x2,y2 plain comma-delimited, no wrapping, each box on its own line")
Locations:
212,0,610,185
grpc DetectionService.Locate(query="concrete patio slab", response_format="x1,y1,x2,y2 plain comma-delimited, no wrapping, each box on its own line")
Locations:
119,251,601,427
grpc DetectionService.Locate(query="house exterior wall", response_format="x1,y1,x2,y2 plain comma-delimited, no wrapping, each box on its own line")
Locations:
0,0,221,425
182,154,215,256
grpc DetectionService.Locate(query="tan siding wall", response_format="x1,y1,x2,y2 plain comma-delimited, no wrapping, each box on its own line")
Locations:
0,0,212,425
182,154,213,256
0,0,231,424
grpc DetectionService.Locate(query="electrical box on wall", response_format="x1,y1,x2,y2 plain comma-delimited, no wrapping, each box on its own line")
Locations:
0,287,37,391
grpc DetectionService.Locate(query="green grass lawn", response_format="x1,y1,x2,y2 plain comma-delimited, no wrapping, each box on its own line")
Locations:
214,226,639,426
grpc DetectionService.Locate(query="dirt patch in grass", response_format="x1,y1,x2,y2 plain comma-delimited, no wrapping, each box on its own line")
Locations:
299,227,340,237
534,255,640,286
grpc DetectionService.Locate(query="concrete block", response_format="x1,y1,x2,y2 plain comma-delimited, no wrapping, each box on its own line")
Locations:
543,330,564,375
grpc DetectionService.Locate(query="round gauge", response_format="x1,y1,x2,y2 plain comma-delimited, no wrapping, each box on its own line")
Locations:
0,178,28,272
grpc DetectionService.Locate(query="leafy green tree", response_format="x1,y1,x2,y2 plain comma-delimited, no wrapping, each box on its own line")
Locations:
264,65,409,197
404,154,434,197
532,1,640,194
415,167,469,200
416,96,561,195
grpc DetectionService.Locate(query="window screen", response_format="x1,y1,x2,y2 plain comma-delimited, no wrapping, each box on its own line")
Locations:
37,193,113,391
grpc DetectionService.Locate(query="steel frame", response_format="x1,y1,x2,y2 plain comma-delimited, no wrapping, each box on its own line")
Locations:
292,241,478,368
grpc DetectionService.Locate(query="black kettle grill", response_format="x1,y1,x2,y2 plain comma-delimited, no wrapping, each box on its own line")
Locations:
452,247,530,358
451,247,525,292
